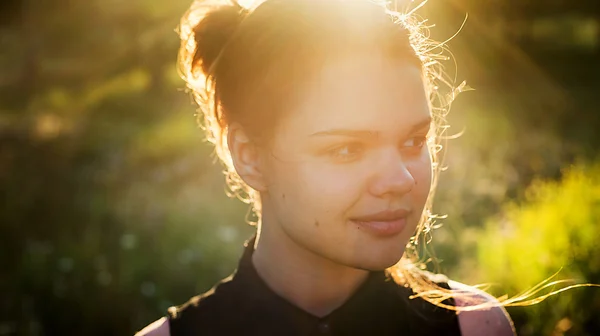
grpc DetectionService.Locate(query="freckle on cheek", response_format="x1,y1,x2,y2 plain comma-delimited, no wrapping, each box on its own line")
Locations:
282,193,285,199
314,220,319,227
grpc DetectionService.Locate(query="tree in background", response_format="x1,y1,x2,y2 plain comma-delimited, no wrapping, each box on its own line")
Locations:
1,1,252,334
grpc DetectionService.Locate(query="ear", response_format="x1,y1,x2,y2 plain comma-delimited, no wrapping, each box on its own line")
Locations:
227,123,267,192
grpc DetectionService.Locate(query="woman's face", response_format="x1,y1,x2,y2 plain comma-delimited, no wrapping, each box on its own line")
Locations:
259,54,433,271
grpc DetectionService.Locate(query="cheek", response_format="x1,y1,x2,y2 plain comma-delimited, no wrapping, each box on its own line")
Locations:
408,149,433,199
292,162,362,208
410,151,433,198
265,159,361,219
300,164,361,192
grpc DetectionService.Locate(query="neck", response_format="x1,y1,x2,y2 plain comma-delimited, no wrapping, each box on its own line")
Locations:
251,216,369,318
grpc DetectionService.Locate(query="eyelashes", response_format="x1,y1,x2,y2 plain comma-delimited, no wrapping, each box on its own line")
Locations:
401,136,427,150
327,143,365,162
325,136,428,163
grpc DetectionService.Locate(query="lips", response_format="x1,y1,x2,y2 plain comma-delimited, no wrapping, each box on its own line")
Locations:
351,208,411,222
350,209,412,237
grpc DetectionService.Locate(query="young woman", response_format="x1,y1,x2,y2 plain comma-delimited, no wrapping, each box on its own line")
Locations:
138,0,515,335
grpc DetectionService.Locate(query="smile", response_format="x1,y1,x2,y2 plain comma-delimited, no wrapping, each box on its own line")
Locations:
350,209,411,237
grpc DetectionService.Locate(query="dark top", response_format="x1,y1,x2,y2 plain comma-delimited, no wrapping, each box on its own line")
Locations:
167,237,462,336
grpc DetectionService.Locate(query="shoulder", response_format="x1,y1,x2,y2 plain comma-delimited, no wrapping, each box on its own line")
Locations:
138,276,238,336
448,280,516,336
168,275,237,321
134,292,221,336
135,317,170,336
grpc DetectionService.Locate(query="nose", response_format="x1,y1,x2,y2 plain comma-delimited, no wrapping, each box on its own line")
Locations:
368,153,415,198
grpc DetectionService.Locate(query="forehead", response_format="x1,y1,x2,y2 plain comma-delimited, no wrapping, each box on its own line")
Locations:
282,54,430,135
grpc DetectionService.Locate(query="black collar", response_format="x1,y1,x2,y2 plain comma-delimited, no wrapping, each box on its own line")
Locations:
168,236,462,335
229,236,412,335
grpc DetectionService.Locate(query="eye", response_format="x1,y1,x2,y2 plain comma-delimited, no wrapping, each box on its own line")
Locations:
327,143,364,162
401,136,427,151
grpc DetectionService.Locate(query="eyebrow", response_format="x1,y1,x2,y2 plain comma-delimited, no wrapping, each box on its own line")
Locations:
310,117,432,139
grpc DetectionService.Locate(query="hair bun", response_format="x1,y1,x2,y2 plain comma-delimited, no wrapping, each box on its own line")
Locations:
192,2,247,76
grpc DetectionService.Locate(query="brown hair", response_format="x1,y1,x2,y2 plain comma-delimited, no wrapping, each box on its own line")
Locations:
178,0,480,310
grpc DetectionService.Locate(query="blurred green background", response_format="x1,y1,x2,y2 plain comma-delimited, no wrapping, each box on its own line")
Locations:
1,0,599,335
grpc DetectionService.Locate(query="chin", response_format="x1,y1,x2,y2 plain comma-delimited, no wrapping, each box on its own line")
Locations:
369,257,404,271
350,248,406,271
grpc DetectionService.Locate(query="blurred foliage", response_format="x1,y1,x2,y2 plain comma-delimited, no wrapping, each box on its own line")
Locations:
468,164,600,335
476,164,600,336
0,0,599,335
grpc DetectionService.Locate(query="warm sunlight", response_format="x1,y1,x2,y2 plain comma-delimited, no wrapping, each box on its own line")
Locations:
3,0,599,335
238,0,257,9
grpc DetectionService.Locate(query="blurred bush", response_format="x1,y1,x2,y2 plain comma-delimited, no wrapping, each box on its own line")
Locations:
476,163,600,336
